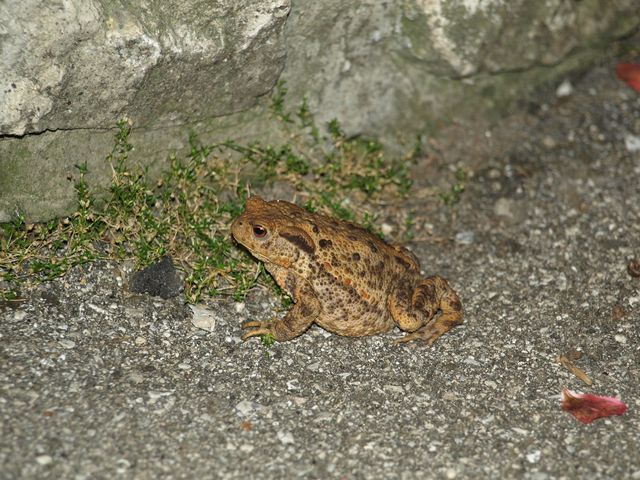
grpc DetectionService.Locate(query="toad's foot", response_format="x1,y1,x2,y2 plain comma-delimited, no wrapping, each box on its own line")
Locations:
394,305,463,346
241,320,275,341
241,308,316,342
393,317,454,346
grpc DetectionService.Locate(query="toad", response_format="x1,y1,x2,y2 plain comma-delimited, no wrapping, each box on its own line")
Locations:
231,196,463,345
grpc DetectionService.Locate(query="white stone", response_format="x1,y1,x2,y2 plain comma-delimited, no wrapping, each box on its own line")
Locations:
87,303,108,315
236,400,261,417
526,450,541,463
494,197,513,218
148,391,172,400
624,133,640,152
277,430,295,445
35,455,53,465
614,334,627,344
381,223,394,236
556,79,573,97
384,385,404,394
455,230,475,245
190,304,217,332
59,339,76,349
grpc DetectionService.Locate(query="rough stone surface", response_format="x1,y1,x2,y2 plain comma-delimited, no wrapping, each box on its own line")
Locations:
0,0,290,135
1,0,639,221
1,63,639,479
281,0,639,141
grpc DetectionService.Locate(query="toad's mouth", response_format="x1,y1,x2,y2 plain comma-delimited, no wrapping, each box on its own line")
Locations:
233,242,279,267
249,251,270,263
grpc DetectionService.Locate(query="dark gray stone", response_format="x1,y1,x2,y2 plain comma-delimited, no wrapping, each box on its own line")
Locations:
129,256,182,299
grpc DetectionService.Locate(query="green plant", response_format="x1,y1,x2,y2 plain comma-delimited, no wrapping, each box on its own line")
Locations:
260,333,276,348
0,121,257,303
270,80,292,124
439,168,467,206
1,85,420,305
403,212,415,241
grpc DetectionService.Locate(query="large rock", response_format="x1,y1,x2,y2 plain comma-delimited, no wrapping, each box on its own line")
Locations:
0,0,290,135
0,0,290,221
281,0,639,141
1,0,638,221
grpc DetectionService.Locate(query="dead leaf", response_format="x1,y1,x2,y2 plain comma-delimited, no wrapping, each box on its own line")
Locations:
627,258,640,278
611,305,626,321
616,63,640,92
561,388,628,424
556,354,592,386
565,349,582,361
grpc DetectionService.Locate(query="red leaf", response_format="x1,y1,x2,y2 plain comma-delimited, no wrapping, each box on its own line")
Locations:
561,388,628,424
616,63,640,92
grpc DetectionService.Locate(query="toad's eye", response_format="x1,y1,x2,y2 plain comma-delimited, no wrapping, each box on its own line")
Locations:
252,225,267,238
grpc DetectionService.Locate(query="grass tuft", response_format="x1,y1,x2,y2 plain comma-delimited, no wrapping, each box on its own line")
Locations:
1,87,417,303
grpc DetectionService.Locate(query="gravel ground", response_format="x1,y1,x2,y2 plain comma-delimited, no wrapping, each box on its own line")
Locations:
1,63,639,479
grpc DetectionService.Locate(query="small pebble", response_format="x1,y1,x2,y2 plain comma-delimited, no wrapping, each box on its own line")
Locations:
542,136,557,149
307,362,321,372
277,430,295,445
59,339,76,349
624,133,640,153
614,334,627,344
236,400,261,417
128,372,144,384
190,305,217,332
35,455,53,465
148,391,172,400
494,198,514,218
445,468,457,479
115,458,131,474
526,450,541,463
455,230,475,245
384,385,404,394
463,356,481,367
87,303,108,315
556,79,573,97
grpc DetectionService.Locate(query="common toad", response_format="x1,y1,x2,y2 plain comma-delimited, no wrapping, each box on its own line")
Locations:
231,196,463,345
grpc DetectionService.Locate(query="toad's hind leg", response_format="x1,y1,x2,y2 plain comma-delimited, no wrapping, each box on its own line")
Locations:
389,276,463,346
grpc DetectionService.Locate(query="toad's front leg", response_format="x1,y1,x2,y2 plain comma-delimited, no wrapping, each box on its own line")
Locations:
242,280,321,342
